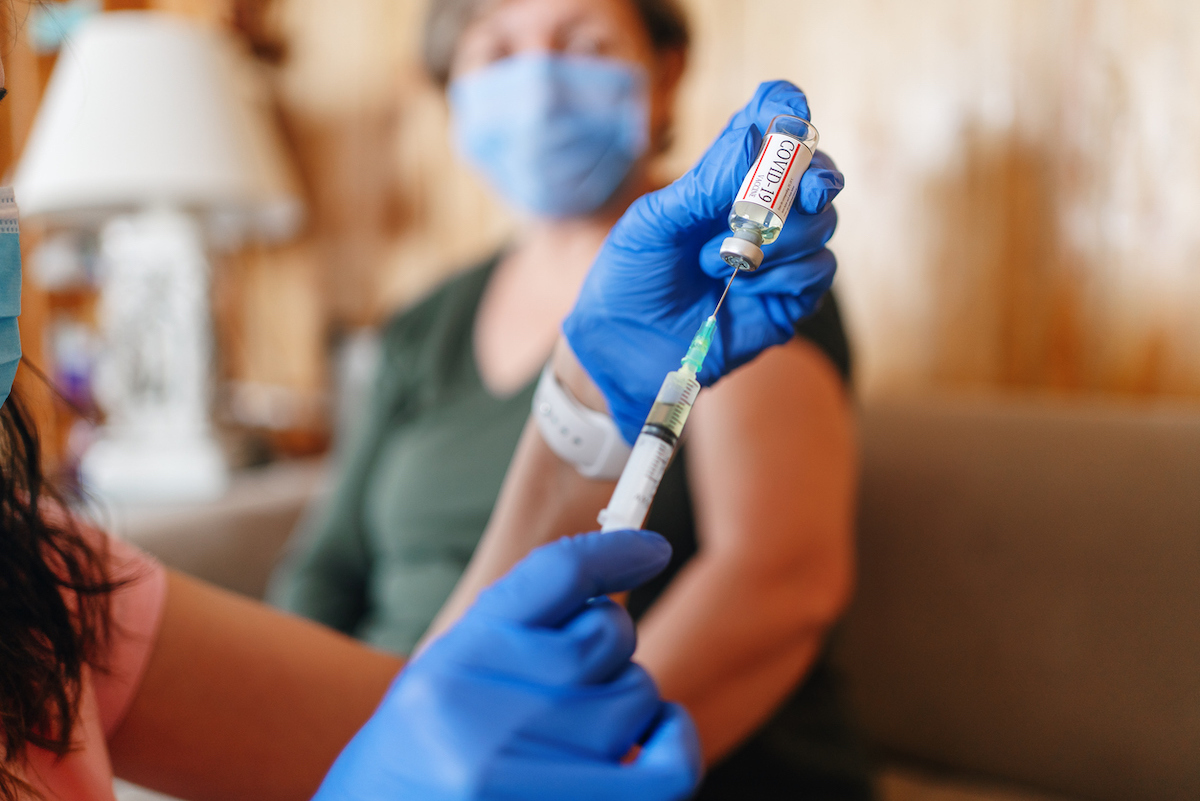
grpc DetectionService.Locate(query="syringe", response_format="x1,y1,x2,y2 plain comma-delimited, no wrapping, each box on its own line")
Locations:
598,272,736,532
598,112,816,531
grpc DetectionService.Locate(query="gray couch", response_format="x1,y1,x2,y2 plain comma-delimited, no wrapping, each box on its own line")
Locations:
117,397,1200,801
838,397,1200,801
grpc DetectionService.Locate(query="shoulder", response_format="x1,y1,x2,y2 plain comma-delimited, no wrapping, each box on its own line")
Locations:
688,318,854,472
793,290,852,386
86,527,168,738
703,334,850,430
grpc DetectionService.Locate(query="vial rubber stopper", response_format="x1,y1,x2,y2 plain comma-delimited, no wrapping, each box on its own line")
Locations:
720,235,764,272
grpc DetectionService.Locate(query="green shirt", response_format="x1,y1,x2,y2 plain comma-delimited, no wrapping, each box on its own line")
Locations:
269,261,534,652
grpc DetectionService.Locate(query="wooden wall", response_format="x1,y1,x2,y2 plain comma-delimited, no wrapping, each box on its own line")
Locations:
670,0,1200,400
7,0,1200,466
276,0,1200,402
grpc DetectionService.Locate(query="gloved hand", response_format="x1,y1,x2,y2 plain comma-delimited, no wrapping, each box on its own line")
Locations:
562,80,844,443
312,529,702,801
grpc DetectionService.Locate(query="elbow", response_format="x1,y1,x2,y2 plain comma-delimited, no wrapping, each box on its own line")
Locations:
790,535,856,632
720,523,858,635
818,541,856,627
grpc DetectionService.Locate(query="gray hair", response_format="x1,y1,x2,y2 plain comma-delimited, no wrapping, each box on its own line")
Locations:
421,0,690,86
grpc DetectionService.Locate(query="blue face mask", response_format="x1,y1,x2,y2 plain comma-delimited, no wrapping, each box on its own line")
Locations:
449,53,649,218
0,187,20,410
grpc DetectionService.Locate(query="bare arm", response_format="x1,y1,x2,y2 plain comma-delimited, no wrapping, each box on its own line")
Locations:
108,570,403,801
423,338,857,764
634,339,857,762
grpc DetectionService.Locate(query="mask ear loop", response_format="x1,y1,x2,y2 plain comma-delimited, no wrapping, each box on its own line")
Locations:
19,355,102,425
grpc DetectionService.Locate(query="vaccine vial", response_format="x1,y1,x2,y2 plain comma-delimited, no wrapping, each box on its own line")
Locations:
720,114,819,272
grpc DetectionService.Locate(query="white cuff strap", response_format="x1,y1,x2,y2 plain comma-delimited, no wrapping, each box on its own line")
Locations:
533,362,631,480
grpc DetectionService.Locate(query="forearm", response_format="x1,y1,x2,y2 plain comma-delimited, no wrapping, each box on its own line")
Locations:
635,341,857,764
110,571,403,801
635,551,840,763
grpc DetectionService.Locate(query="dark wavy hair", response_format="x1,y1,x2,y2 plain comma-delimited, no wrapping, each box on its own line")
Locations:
3,0,124,792
0,391,118,801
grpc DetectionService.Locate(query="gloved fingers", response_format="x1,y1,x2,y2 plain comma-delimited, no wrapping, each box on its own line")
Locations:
763,202,838,266
485,705,700,801
797,149,844,214
737,290,831,344
495,702,700,801
447,597,638,686
626,84,831,265
644,80,813,235
721,247,837,299
657,80,816,231
765,293,815,331
698,203,837,279
485,757,681,801
693,281,833,388
631,121,762,240
559,597,639,683
562,318,691,445
627,702,704,797
474,529,671,628
721,79,812,137
744,269,836,337
518,663,663,760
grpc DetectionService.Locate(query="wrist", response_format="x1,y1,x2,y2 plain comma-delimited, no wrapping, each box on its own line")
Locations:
532,335,628,479
533,339,631,480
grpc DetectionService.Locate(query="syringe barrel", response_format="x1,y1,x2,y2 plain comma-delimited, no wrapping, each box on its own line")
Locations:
599,428,677,532
598,369,700,532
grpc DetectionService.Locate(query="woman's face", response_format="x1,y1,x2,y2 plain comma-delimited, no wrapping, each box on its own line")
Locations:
450,0,683,153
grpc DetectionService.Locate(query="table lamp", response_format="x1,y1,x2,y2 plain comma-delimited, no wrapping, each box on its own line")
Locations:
13,11,304,503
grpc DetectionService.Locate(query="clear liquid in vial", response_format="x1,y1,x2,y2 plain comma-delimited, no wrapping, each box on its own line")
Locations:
728,201,785,245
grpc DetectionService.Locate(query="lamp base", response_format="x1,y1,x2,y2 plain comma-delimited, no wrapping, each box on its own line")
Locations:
81,434,229,504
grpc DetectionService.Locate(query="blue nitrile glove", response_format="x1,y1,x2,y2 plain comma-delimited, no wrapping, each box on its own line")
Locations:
312,529,702,801
562,80,845,443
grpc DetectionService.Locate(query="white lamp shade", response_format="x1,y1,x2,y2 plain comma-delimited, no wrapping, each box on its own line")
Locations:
14,11,302,240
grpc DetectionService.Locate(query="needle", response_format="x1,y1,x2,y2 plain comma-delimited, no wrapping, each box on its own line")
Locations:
712,268,739,317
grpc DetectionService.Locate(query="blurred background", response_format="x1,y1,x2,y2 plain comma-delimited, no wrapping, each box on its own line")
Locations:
7,0,1200,475
3,2,1199,801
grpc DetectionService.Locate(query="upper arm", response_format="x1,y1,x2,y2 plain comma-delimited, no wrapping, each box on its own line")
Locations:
110,570,402,801
684,338,858,619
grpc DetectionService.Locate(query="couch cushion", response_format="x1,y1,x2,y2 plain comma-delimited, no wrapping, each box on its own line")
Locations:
878,765,1075,801
837,398,1200,801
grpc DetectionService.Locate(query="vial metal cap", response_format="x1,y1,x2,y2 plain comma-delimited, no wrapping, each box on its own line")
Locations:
720,236,764,272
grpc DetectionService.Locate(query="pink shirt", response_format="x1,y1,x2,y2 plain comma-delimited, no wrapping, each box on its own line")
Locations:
21,531,168,801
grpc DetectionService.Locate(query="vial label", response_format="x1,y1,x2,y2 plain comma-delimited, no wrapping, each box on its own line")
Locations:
735,133,812,225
